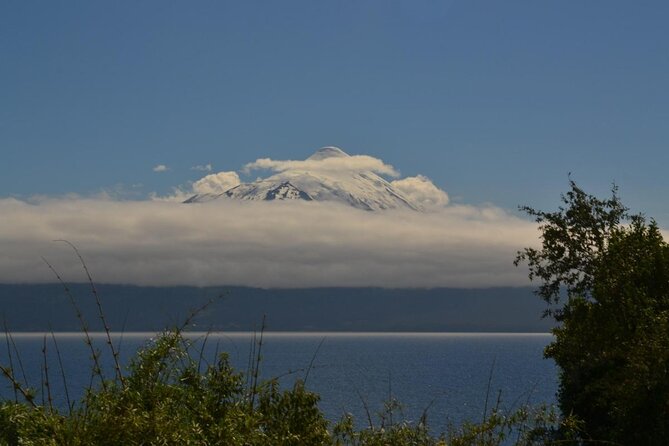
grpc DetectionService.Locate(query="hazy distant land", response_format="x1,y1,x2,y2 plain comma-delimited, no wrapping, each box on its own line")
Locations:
0,284,551,332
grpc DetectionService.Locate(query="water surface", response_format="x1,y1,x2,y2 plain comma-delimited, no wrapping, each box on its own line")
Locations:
0,332,557,432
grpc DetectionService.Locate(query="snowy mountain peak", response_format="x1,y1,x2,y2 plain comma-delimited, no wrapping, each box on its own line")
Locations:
184,147,434,211
225,181,313,202
307,146,349,160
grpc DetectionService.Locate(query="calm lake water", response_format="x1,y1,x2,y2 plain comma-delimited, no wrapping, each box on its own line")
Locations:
0,332,557,432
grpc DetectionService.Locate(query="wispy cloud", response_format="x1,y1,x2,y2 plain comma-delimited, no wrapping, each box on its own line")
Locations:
0,198,537,288
191,164,213,172
152,164,169,173
96,183,145,201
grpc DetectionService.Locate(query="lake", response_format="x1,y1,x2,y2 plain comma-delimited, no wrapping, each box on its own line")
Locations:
0,332,557,433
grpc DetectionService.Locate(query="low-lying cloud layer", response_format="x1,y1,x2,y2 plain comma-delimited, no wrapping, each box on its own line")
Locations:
1,149,548,287
0,198,538,288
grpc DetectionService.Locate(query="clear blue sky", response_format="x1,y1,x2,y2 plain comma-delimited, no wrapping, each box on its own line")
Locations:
2,1,668,221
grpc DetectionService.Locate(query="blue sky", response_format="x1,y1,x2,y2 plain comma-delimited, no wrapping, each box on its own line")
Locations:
2,1,669,221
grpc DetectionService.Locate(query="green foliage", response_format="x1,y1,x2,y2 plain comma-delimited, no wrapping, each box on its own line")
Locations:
332,403,580,446
332,397,443,446
517,181,669,445
514,179,628,320
445,405,581,446
0,330,331,446
0,327,579,445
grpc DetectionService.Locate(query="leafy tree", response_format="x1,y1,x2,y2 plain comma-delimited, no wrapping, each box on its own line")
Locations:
516,180,669,445
514,180,628,319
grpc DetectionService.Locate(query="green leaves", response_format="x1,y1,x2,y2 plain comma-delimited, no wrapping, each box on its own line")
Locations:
515,180,628,317
0,330,332,445
517,181,669,444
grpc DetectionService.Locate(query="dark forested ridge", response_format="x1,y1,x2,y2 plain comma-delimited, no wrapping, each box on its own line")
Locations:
0,284,551,332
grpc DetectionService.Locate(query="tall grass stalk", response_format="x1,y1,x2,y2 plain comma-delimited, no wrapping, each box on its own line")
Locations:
55,240,124,386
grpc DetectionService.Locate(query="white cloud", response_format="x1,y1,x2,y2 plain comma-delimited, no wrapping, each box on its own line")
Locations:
0,149,543,288
0,197,539,288
153,171,241,202
243,155,400,178
191,164,213,172
156,150,447,207
192,171,241,195
153,164,169,172
391,175,449,208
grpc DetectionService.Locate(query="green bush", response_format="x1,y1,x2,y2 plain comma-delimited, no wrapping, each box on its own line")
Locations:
0,329,331,446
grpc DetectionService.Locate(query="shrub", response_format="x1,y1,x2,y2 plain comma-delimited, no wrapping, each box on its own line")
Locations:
0,329,331,445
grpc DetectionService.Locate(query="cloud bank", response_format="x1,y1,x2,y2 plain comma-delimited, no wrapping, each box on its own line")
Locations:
0,198,538,288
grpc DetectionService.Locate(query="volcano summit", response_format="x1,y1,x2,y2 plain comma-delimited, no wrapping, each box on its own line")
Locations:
184,147,441,211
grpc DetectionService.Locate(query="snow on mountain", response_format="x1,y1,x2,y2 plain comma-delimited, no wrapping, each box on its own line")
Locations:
306,146,350,161
184,147,423,211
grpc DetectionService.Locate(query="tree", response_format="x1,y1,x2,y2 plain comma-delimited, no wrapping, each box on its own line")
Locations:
516,181,669,445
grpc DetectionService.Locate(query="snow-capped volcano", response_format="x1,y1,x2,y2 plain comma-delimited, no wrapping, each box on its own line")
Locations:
184,147,429,211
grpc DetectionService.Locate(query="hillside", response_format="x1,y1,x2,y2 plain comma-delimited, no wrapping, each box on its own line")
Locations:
0,284,551,332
